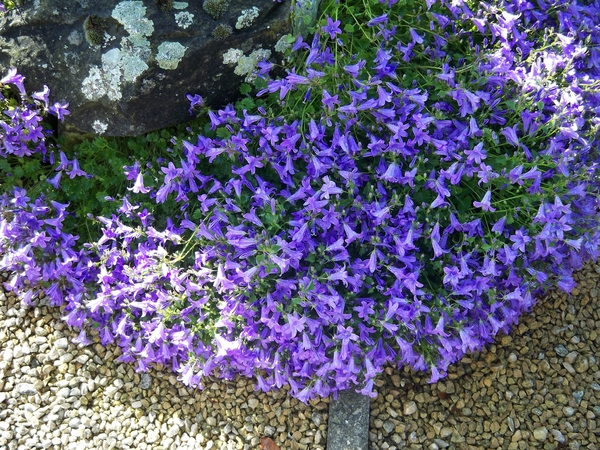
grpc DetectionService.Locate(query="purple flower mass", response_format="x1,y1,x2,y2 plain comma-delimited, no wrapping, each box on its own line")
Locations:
2,0,600,402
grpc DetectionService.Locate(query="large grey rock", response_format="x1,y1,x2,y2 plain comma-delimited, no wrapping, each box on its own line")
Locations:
0,0,295,136
327,389,370,450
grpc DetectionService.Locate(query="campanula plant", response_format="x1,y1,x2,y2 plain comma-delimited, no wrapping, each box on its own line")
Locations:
1,0,600,401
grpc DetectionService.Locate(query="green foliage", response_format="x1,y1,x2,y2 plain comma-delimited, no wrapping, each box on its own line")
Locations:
58,137,130,228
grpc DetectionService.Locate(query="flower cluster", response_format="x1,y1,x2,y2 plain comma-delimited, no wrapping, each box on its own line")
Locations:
1,0,599,401
0,69,69,159
0,69,93,346
1,69,90,208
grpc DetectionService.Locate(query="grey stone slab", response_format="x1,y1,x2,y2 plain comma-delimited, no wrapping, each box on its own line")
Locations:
327,389,370,450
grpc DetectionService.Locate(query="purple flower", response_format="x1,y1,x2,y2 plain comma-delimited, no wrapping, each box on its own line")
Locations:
510,229,531,252
32,85,50,107
321,17,342,39
473,190,496,212
321,89,340,111
449,88,481,116
430,223,446,258
67,158,88,179
491,216,506,234
214,333,241,357
409,28,424,44
343,60,366,78
284,312,306,338
46,171,62,189
464,142,486,164
186,94,204,114
1,68,26,96
443,266,461,287
367,13,388,27
557,275,576,293
501,125,520,147
128,172,152,194
319,176,342,199
48,102,70,121
343,222,362,244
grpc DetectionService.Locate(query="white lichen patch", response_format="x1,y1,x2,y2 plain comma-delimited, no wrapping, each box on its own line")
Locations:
235,7,259,29
223,48,244,65
112,1,154,36
174,11,194,29
156,42,187,70
173,2,189,9
100,49,125,100
102,32,117,48
67,30,83,46
120,36,151,81
92,120,108,134
81,66,104,101
81,61,122,101
225,48,271,83
82,1,155,102
275,34,292,53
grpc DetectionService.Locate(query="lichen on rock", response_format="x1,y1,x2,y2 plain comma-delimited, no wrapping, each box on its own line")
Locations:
235,6,259,29
156,42,187,70
120,39,151,81
174,11,194,29
81,1,154,102
92,120,108,134
81,53,122,101
274,34,292,53
112,1,154,37
223,47,271,83
222,48,244,65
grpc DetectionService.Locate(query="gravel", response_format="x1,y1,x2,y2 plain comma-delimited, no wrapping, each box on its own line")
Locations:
1,261,599,450
0,272,328,450
370,261,600,450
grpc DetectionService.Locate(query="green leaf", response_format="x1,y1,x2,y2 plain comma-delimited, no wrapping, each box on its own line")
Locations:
192,209,204,220
216,127,231,140
344,23,355,33
0,158,11,173
239,83,252,95
12,165,24,179
237,97,256,110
